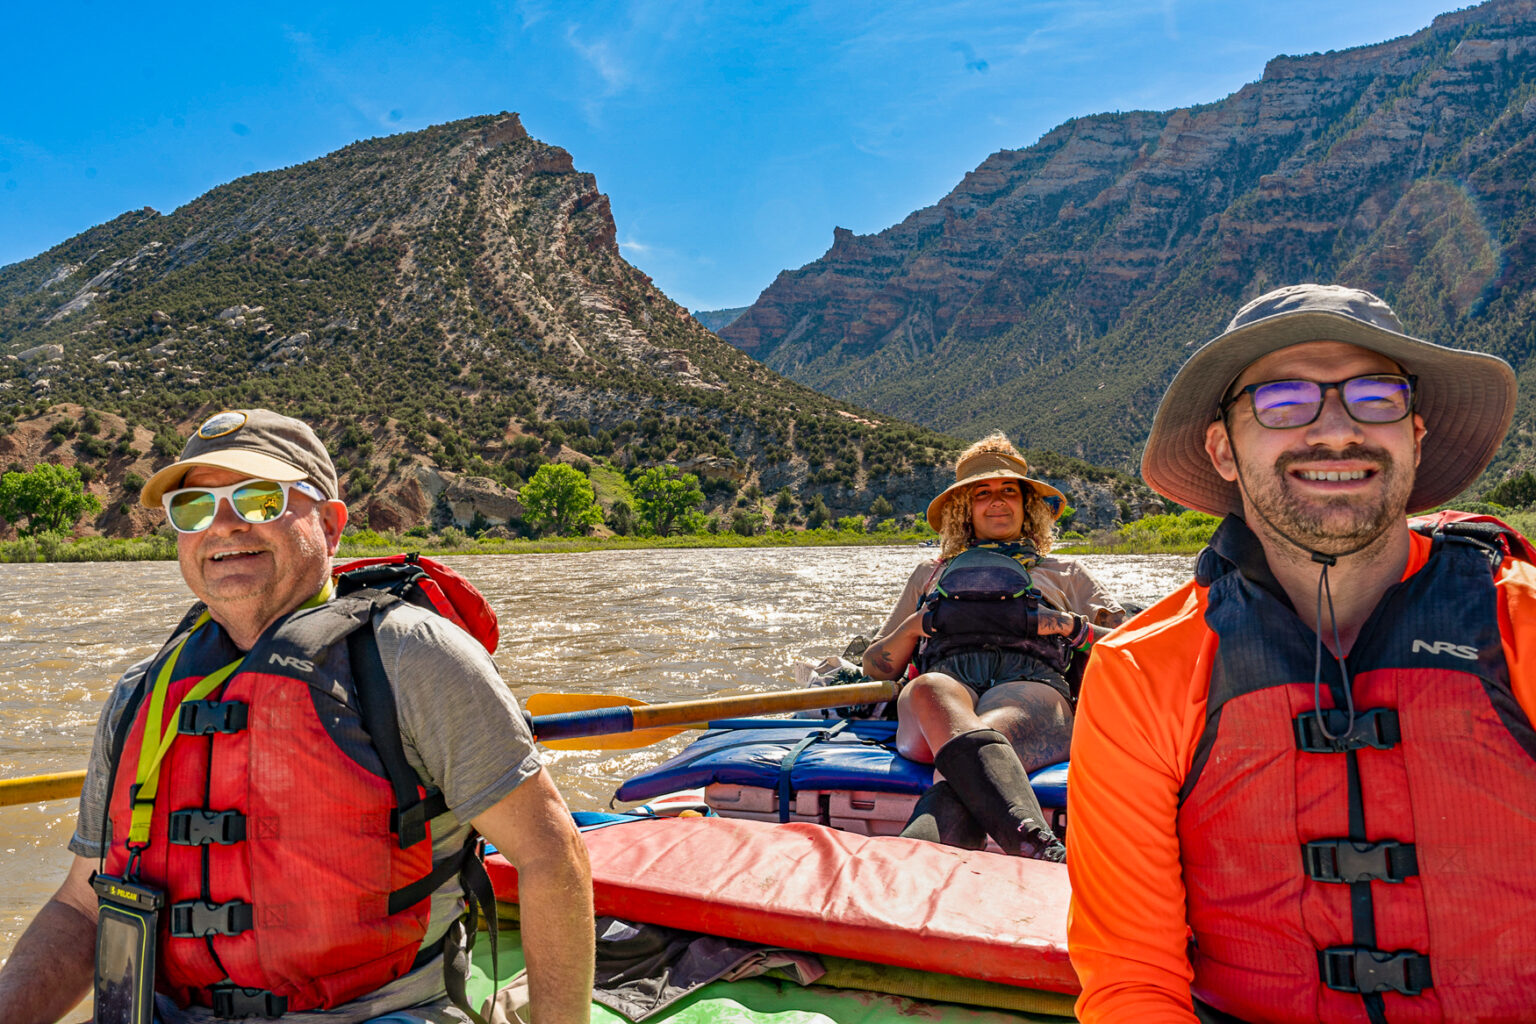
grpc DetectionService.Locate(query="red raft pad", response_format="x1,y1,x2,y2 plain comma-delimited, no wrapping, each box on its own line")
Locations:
486,813,1077,995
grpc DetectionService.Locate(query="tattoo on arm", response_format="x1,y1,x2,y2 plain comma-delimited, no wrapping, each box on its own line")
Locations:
867,647,898,678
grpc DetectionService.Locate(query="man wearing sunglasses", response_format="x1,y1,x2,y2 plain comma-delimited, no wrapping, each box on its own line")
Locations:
1066,285,1536,1022
0,409,595,1024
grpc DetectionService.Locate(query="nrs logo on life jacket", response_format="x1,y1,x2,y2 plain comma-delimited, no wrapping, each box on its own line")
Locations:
267,651,316,672
1410,638,1478,660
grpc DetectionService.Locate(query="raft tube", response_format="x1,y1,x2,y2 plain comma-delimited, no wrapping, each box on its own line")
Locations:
486,812,1076,995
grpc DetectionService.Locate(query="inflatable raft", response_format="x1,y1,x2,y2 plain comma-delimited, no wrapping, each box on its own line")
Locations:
485,718,1077,1022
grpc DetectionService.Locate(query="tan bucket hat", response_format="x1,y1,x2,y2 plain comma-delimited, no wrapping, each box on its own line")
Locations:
926,450,1068,530
140,409,341,508
1140,284,1516,516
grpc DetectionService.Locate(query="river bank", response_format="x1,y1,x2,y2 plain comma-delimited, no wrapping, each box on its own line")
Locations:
0,526,943,563
7,506,1522,562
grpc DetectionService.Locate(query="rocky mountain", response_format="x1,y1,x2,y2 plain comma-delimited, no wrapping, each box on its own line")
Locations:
723,0,1536,489
0,114,1154,537
693,306,749,333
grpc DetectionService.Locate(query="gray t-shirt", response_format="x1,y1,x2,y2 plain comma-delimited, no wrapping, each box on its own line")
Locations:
70,601,543,1024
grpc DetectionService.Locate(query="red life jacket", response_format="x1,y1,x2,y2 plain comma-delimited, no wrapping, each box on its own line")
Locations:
1177,516,1536,1023
102,591,456,1014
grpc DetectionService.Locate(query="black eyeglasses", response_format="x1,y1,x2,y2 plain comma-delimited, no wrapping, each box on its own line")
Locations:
1220,374,1417,430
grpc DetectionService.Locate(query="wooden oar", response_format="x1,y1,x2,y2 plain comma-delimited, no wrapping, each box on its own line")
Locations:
528,680,898,750
0,769,87,808
0,681,898,805
525,693,680,750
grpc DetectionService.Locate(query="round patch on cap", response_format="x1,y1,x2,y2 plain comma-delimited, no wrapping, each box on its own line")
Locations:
197,411,248,439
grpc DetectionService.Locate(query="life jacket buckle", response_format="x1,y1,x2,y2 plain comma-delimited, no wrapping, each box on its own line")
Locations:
167,808,247,846
178,699,249,736
1319,945,1431,995
1302,838,1418,884
1294,708,1400,752
208,982,288,1019
169,898,253,938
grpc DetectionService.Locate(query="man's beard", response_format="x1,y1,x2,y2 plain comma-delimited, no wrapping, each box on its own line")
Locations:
1237,444,1412,557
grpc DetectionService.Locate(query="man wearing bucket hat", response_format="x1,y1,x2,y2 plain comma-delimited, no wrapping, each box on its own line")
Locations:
0,409,595,1024
1066,285,1536,1022
863,432,1125,861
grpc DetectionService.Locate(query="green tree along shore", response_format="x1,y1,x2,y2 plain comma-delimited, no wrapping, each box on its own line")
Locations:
13,505,1536,564
0,521,942,563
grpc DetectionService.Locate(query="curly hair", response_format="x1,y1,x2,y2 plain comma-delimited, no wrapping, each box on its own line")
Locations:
936,433,1057,560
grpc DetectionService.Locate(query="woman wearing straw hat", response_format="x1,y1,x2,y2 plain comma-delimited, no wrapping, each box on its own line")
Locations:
862,432,1125,860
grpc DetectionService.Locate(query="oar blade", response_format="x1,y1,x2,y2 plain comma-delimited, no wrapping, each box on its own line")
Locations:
540,726,691,751
526,692,647,717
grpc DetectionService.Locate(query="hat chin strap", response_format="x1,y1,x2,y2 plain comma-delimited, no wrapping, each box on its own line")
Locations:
1229,448,1386,743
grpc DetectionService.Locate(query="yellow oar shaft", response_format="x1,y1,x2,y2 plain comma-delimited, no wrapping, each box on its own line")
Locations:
627,680,897,730
0,769,87,807
0,682,903,802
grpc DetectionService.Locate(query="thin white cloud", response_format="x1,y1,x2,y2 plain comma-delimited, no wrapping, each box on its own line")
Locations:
565,24,631,93
516,0,551,30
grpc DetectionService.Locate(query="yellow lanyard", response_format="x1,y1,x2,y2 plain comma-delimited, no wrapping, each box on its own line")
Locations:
126,582,334,847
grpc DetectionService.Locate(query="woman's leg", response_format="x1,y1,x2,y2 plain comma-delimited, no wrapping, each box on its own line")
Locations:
895,671,983,764
897,674,1064,860
974,680,1073,772
896,672,989,848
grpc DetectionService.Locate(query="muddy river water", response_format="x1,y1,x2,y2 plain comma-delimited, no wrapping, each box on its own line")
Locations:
0,545,1193,973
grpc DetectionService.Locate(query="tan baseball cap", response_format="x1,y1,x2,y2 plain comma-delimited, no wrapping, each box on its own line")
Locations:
139,409,341,508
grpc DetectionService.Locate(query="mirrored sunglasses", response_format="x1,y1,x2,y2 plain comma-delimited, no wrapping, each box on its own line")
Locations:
1222,373,1416,430
162,479,325,533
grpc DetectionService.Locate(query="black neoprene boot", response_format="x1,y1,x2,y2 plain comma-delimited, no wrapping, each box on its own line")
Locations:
899,780,988,850
933,729,1066,862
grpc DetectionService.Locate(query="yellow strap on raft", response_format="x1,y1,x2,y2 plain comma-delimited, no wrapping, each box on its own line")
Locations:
126,581,335,847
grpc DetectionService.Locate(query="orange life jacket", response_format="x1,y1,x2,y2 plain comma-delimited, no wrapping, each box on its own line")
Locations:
1177,518,1536,1022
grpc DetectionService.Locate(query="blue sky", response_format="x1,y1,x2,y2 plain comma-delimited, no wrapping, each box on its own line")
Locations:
2,1,1461,312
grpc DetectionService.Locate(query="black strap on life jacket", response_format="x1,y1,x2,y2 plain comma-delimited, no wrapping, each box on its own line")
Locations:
345,598,449,850
1195,516,1437,1018
345,597,494,1024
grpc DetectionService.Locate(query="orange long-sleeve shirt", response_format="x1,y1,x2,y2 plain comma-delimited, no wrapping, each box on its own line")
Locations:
1066,531,1536,1022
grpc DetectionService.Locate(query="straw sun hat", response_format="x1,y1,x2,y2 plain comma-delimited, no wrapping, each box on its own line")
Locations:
1140,284,1516,516
926,449,1067,531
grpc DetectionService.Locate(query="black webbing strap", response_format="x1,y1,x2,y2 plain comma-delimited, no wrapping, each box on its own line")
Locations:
776,720,849,823
1343,749,1390,1024
345,603,446,850
442,834,497,1024
388,846,471,916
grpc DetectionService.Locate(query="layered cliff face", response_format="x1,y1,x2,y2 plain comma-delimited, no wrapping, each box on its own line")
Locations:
0,114,1154,535
724,0,1536,483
